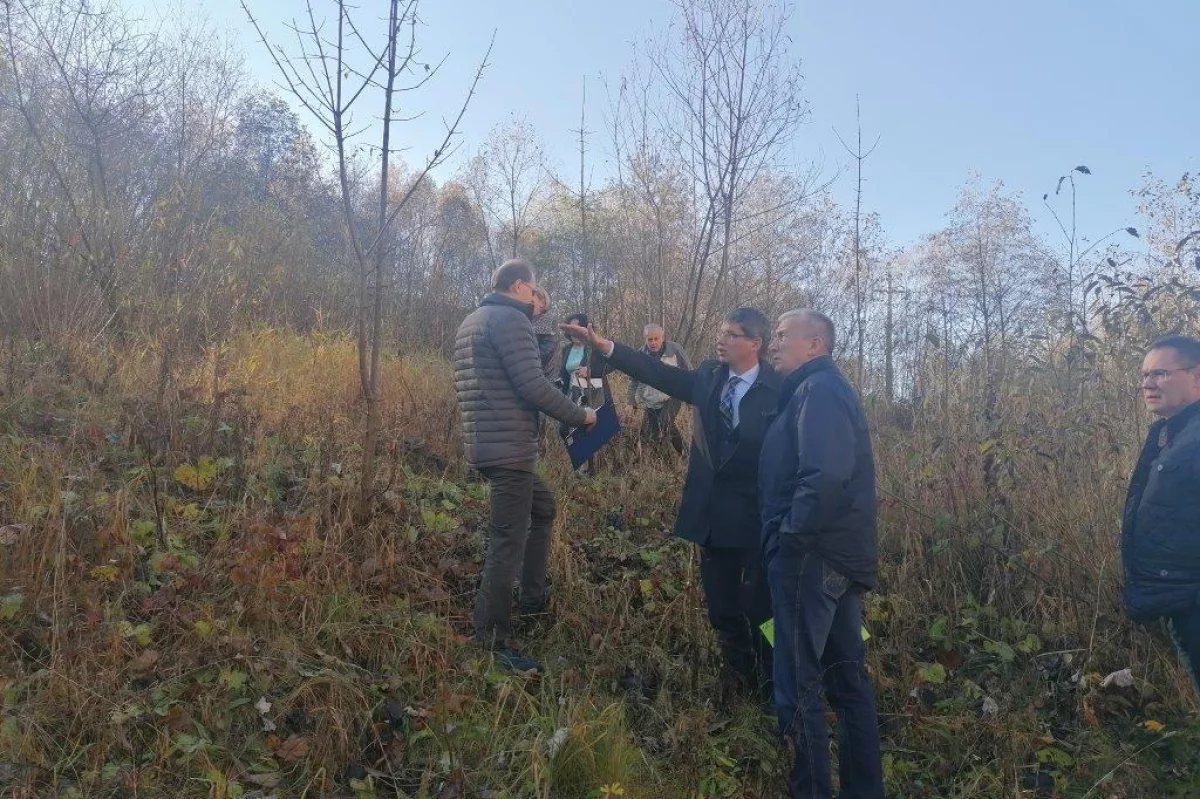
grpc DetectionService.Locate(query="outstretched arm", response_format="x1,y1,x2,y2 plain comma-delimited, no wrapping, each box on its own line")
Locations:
560,323,698,403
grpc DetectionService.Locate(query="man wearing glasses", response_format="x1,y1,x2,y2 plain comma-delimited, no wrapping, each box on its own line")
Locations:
561,309,780,703
1122,334,1200,690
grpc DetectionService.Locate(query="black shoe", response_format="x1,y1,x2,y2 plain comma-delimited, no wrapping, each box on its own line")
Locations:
492,647,542,674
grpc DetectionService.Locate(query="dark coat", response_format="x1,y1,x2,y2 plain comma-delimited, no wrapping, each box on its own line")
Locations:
1121,400,1200,622
453,293,588,471
605,343,781,549
758,356,878,590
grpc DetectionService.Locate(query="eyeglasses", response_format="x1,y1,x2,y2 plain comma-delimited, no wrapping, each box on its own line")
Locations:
1140,366,1197,383
772,330,820,344
717,330,753,342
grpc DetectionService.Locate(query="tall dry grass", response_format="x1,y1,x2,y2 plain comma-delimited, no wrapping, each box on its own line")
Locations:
0,330,1195,798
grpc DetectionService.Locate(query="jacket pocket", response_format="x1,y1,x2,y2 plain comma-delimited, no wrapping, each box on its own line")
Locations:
1144,460,1194,508
821,559,849,601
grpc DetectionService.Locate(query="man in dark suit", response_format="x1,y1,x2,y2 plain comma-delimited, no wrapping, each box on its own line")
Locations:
562,309,779,700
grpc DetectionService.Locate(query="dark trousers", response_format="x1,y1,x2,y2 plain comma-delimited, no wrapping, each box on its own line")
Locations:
1169,607,1200,692
700,545,773,695
768,550,883,799
474,467,555,647
642,406,684,453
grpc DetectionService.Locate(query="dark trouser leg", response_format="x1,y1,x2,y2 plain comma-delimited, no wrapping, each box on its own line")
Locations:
741,545,774,694
1169,607,1200,693
822,587,883,798
642,407,665,443
769,551,882,799
517,473,556,613
667,420,685,454
701,546,772,691
474,467,534,647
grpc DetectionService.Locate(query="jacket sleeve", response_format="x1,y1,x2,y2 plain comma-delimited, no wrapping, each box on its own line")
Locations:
587,346,611,379
781,383,856,538
605,342,698,403
494,314,589,426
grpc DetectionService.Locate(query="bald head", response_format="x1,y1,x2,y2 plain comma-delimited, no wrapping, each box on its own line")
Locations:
770,309,835,375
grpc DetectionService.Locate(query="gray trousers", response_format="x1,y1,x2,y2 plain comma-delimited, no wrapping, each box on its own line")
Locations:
474,466,556,647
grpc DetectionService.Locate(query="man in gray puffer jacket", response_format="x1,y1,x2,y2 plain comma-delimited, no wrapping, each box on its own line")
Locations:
454,258,595,672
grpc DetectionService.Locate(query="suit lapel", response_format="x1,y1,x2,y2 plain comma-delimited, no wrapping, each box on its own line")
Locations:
704,364,728,464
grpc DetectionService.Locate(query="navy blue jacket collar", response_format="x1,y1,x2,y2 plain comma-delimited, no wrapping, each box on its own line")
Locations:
1162,399,1200,444
777,355,836,411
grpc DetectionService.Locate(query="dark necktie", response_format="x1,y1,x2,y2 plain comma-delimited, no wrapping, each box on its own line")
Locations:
719,375,741,429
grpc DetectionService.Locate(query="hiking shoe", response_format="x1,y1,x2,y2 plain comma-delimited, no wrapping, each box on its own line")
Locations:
492,647,542,674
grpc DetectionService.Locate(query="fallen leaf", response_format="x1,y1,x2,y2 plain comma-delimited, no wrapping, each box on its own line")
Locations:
1100,668,1134,689
1142,719,1167,733
129,649,159,676
1,524,31,545
90,565,121,583
276,734,309,763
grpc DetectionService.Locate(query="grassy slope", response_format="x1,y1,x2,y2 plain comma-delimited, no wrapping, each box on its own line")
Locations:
1,331,1198,799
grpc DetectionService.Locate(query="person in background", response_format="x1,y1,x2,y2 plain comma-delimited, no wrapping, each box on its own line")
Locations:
1121,334,1200,692
559,312,610,410
561,309,779,703
531,286,559,382
628,324,691,453
759,309,883,799
453,259,596,673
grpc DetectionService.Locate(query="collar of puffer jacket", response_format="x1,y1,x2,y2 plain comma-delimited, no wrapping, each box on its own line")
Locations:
480,292,534,319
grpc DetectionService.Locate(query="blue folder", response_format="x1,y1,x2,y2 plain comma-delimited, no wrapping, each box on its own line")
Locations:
562,401,621,469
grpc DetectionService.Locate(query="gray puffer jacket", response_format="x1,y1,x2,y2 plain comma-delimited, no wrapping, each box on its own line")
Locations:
454,293,589,470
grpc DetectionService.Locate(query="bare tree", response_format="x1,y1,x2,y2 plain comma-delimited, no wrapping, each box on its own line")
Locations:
242,0,492,519
834,97,879,387
2,0,168,344
646,0,810,349
463,115,548,268
1042,165,1140,335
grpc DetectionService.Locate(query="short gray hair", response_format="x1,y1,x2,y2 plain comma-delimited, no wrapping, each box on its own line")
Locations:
779,309,836,353
643,323,664,335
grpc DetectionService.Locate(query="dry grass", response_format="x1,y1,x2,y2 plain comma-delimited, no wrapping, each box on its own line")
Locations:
1,330,1198,798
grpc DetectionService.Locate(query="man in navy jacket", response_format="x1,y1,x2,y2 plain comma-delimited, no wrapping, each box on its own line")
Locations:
1122,335,1200,690
759,309,883,799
